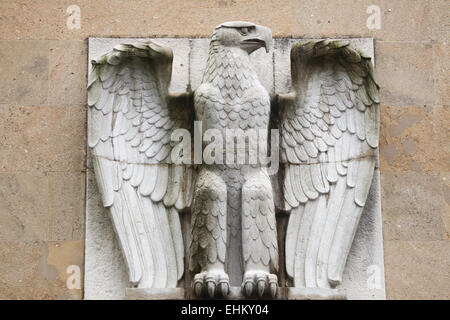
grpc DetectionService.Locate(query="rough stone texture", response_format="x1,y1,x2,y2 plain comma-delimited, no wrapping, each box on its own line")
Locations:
0,0,448,300
0,241,83,299
84,169,128,300
434,42,449,106
0,105,85,298
127,286,349,300
0,172,50,241
375,42,435,107
48,172,85,241
440,173,450,240
49,40,88,107
381,173,445,241
291,0,436,41
126,288,185,300
0,173,81,242
4,0,443,41
379,106,449,173
0,0,293,40
85,38,385,300
432,0,450,41
384,241,450,299
0,41,49,106
287,287,346,300
0,105,86,172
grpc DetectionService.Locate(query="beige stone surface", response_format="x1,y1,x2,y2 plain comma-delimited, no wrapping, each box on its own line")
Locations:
0,0,293,40
0,105,86,172
48,172,85,241
381,172,445,241
434,42,449,106
0,40,49,106
432,0,450,41
0,172,50,241
375,42,435,107
1,0,443,41
0,105,6,144
49,40,88,107
46,240,84,297
441,173,450,240
379,106,450,173
0,171,85,242
0,0,448,300
384,241,450,300
291,0,435,41
0,241,83,299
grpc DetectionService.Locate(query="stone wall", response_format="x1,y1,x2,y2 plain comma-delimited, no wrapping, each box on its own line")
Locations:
0,0,448,299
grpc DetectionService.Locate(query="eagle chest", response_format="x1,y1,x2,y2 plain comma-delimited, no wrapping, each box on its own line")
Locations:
196,89,271,131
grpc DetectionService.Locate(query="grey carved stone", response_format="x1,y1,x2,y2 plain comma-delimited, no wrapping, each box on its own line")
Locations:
87,21,381,300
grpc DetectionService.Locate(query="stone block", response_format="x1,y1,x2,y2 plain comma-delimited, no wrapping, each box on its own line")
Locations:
0,40,49,106
0,0,446,41
384,240,450,300
0,105,86,172
432,0,450,41
381,172,445,241
0,0,293,40
0,172,49,241
375,42,435,106
48,172,86,241
440,173,450,240
291,0,435,41
49,40,88,107
85,37,385,300
0,105,6,144
126,288,185,300
379,106,450,172
0,241,83,299
84,168,128,300
434,42,449,106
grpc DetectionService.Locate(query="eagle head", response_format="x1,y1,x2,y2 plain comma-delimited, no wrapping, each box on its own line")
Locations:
212,21,272,54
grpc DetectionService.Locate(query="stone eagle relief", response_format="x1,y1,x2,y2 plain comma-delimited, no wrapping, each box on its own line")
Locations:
87,21,380,299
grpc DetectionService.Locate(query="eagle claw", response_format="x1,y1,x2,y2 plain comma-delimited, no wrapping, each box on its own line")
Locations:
242,271,278,298
193,270,230,298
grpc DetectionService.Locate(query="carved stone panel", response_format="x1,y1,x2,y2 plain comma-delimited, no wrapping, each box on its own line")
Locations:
85,26,385,300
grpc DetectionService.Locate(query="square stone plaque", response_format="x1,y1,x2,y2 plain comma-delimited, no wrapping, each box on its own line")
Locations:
85,37,385,300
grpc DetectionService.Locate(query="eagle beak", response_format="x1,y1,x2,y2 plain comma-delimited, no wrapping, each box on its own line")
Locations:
241,25,272,54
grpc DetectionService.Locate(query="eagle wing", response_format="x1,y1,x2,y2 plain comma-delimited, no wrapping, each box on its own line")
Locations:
278,40,380,288
88,41,194,288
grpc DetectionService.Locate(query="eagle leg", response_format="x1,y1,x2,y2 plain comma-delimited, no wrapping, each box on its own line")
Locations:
190,168,229,297
241,170,279,298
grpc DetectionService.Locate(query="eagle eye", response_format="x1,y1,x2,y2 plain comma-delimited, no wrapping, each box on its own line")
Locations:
238,26,253,35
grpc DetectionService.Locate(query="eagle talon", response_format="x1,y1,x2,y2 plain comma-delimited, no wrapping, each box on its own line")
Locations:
193,269,229,298
242,271,278,298
194,281,203,297
207,281,216,298
219,281,230,297
244,281,254,297
257,280,266,297
269,282,277,298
